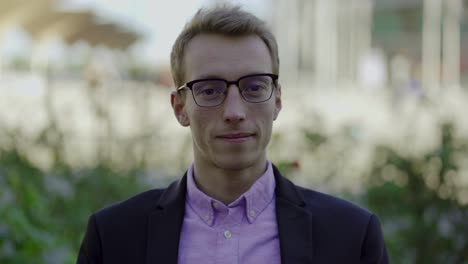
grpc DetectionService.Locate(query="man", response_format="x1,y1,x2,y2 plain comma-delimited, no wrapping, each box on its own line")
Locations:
77,5,388,264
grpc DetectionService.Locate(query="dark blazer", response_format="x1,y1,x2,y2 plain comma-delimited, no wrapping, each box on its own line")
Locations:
77,165,389,264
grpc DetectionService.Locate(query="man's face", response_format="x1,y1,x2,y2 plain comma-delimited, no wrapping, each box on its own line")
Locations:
171,34,282,171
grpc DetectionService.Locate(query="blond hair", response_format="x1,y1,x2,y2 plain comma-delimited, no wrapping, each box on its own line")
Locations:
170,5,279,88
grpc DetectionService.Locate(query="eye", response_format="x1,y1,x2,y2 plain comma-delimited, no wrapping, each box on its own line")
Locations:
242,81,269,95
240,76,272,92
193,81,226,97
200,88,216,95
196,87,220,97
245,83,267,91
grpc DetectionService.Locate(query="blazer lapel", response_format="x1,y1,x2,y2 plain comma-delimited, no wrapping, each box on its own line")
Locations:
146,175,187,264
274,166,314,264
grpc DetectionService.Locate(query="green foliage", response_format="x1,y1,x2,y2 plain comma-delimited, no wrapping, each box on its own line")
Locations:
366,123,468,264
304,130,328,150
0,150,155,264
300,122,468,263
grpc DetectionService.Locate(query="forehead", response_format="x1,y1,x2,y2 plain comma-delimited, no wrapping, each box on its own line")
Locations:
183,34,273,81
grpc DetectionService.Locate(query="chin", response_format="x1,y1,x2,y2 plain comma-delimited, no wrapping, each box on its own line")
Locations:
212,153,261,171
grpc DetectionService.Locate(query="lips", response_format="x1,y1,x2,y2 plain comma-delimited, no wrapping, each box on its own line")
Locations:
216,132,255,143
217,133,254,139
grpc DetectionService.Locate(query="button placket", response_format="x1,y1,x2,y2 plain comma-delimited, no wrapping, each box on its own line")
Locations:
223,230,232,239
249,209,256,218
215,226,239,264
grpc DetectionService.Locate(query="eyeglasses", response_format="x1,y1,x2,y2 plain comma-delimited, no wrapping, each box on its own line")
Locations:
177,73,279,107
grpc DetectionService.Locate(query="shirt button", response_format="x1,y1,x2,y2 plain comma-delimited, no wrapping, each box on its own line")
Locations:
212,202,219,209
223,230,232,239
204,215,210,221
249,210,256,217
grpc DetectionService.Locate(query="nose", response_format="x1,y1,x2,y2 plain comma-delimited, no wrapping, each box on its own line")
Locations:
222,85,246,124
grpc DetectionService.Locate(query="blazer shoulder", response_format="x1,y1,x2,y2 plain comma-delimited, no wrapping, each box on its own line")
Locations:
298,186,388,263
272,165,373,221
94,188,166,221
297,185,373,221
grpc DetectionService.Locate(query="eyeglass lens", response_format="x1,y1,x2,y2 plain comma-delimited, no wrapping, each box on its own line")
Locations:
191,75,274,106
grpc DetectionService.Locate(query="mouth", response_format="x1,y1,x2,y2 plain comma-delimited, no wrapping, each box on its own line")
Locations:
216,133,255,143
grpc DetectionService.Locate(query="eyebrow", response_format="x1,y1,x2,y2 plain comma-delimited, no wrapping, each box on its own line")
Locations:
194,72,270,80
194,74,223,79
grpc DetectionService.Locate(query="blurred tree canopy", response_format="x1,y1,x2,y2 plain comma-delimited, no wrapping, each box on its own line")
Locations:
365,123,468,264
300,121,468,263
0,150,154,264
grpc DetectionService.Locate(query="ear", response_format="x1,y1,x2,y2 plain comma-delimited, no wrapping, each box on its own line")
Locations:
273,84,282,120
171,91,190,126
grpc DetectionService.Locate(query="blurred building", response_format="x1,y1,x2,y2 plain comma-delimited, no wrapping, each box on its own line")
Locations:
272,0,467,95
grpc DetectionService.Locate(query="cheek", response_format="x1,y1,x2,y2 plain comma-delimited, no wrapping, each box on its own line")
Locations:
188,110,217,140
252,106,276,136
253,103,276,122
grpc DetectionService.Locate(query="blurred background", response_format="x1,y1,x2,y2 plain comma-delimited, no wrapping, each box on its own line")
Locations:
0,0,467,263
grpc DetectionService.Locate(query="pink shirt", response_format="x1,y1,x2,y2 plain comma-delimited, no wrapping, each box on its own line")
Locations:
177,161,281,264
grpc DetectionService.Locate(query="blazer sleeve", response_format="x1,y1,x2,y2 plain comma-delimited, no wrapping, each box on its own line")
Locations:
77,214,103,264
360,214,389,264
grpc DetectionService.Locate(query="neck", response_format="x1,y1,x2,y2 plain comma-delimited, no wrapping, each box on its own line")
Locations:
192,158,267,205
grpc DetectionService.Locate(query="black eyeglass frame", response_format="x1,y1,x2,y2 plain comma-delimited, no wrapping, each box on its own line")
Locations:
177,73,279,107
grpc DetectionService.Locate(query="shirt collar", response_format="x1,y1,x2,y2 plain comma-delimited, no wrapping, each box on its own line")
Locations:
186,161,276,226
